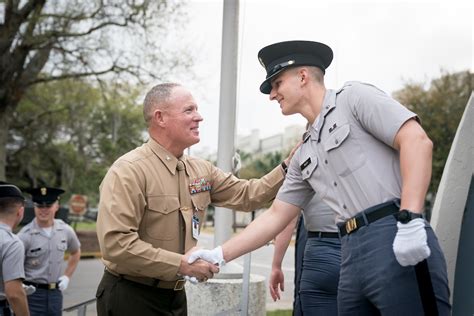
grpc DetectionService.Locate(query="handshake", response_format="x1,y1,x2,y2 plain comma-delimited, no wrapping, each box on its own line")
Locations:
179,246,226,284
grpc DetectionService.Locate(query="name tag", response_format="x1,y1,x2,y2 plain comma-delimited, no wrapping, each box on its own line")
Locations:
300,157,311,171
192,215,200,240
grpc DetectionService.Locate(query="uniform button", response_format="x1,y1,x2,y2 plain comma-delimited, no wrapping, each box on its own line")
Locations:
326,105,329,109
333,182,337,186
335,139,339,144
343,204,347,209
306,170,309,175
324,159,328,164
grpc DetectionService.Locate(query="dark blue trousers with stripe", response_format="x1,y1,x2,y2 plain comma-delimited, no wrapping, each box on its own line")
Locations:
338,215,451,315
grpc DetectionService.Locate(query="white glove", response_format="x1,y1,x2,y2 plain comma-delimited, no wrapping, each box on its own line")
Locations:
393,218,430,266
184,275,198,284
22,284,36,295
58,275,70,291
187,246,225,266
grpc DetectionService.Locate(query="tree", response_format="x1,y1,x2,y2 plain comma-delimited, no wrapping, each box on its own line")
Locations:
0,0,190,179
7,79,146,204
239,151,285,180
393,70,473,202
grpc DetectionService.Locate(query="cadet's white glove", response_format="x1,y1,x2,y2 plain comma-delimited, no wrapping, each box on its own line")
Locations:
22,284,36,295
58,275,70,291
184,275,198,284
187,246,225,266
393,218,430,266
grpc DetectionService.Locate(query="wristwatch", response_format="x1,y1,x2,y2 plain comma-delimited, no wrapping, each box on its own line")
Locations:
281,161,288,174
394,209,423,224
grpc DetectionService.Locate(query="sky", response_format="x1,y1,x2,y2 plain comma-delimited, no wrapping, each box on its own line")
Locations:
170,0,473,156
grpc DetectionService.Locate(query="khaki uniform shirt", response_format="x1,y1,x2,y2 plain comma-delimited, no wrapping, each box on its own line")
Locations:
0,223,25,300
97,138,285,281
277,81,417,223
18,219,81,283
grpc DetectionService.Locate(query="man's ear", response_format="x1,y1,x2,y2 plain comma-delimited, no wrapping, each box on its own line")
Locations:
299,68,308,83
153,109,166,126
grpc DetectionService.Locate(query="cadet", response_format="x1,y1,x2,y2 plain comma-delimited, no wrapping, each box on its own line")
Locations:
189,40,450,315
0,182,29,316
96,83,294,315
18,187,81,316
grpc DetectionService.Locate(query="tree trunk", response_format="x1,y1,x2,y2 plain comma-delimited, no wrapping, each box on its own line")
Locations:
0,106,12,181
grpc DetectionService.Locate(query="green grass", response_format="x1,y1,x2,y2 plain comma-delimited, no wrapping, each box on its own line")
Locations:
266,310,292,316
71,221,97,231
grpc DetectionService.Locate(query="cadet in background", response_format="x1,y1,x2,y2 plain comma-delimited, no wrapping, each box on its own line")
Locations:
0,182,29,316
18,187,81,316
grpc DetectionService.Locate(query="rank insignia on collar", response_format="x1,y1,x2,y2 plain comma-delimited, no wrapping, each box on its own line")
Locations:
189,178,212,194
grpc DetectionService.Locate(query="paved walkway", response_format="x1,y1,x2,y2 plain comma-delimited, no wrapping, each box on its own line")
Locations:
62,232,295,315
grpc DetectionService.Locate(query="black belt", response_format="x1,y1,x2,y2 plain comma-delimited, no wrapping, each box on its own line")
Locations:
308,231,340,238
0,300,7,307
24,281,59,290
105,269,186,291
338,200,400,237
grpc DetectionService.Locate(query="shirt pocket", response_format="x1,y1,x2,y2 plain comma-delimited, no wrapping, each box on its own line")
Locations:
323,124,365,177
57,239,67,251
190,192,211,211
300,155,318,181
144,195,180,240
25,246,46,267
190,192,211,224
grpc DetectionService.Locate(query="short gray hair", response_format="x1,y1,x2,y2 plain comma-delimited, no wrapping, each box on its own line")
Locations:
143,83,181,124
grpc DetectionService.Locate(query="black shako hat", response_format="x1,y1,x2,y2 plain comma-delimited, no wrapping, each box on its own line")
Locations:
26,187,65,206
258,40,333,94
0,182,25,200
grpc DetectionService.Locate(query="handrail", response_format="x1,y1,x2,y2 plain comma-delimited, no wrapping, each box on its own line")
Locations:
63,297,96,315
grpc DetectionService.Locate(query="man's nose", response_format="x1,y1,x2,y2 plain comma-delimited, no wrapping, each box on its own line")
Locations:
269,89,277,100
195,112,203,121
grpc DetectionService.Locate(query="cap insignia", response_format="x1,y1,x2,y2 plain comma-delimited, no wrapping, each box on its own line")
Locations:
40,187,47,196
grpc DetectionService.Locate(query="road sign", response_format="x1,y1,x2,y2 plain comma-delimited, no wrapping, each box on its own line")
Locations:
69,194,88,216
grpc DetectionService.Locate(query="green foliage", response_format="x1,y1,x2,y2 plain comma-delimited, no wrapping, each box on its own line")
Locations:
6,79,146,204
393,70,473,198
239,151,285,180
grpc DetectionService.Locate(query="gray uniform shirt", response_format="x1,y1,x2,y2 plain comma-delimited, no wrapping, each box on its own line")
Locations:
0,223,25,300
277,81,417,223
18,219,80,284
303,196,338,232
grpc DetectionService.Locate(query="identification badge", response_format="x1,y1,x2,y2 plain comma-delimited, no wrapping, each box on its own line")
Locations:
192,215,200,240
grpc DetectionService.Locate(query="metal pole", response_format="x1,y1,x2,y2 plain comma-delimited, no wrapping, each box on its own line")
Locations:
214,0,240,247
240,211,255,315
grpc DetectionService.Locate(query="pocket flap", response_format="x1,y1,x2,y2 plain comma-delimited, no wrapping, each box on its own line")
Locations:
301,156,319,180
190,193,211,211
323,124,350,152
147,196,179,215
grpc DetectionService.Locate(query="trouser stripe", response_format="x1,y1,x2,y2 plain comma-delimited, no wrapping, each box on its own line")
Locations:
415,259,439,316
